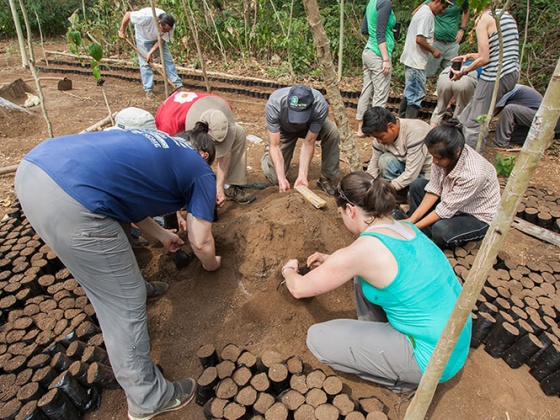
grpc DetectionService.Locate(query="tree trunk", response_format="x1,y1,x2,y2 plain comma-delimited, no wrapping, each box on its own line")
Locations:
181,0,210,92
302,0,361,172
404,56,560,420
7,0,29,68
16,0,53,137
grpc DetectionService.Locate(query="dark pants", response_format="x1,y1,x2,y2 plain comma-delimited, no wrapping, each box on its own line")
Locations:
409,179,490,249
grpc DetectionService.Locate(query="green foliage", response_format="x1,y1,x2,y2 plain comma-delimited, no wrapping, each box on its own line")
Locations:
494,154,516,176
0,0,94,37
66,10,103,82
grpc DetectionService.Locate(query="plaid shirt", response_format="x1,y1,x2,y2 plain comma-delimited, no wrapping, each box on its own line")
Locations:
425,145,500,224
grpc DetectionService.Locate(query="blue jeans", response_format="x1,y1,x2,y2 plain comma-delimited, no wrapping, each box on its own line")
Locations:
403,66,426,107
378,153,425,184
136,39,182,92
409,178,489,249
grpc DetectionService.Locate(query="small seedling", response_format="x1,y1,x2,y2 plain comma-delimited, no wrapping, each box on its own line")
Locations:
494,154,516,176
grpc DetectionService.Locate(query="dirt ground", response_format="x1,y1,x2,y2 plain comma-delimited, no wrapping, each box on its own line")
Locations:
1,41,560,419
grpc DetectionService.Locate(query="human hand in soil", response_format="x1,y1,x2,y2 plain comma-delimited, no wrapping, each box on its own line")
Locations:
278,178,291,193
306,252,330,268
161,231,184,253
203,256,222,271
216,188,226,207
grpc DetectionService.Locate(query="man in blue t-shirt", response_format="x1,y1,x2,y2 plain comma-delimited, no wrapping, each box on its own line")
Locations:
15,129,221,420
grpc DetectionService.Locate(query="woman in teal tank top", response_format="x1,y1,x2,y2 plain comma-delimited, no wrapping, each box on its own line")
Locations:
280,172,471,392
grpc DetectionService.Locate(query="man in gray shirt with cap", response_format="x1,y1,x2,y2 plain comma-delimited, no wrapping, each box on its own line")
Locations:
261,85,340,195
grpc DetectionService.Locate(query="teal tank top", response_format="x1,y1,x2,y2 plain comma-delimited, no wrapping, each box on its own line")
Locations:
358,223,471,382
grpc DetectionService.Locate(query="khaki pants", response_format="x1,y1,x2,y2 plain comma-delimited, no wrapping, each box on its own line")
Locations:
356,48,391,120
226,124,248,185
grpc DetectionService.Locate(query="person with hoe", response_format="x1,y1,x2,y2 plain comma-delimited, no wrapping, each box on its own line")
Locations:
261,84,340,195
355,0,397,137
15,128,222,420
280,172,471,392
407,120,500,249
156,90,256,205
362,106,432,202
118,7,183,99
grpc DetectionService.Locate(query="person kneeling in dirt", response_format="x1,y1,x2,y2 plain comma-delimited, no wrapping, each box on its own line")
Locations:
15,129,221,420
407,120,500,248
281,172,471,392
362,106,432,203
261,84,340,195
155,90,256,205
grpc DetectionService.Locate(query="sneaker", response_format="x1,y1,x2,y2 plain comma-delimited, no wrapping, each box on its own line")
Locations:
146,281,169,302
224,186,256,204
128,377,196,420
145,91,155,100
316,175,335,196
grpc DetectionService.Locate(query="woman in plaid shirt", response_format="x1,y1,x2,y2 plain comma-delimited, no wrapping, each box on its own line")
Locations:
406,120,500,248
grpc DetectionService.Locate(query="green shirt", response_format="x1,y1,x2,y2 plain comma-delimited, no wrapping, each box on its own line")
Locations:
424,0,469,42
365,0,397,57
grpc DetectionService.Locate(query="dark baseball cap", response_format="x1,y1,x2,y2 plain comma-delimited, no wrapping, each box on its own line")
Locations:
287,85,314,124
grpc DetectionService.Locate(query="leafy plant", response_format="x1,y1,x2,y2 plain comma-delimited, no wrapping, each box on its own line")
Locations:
66,10,104,84
494,154,516,176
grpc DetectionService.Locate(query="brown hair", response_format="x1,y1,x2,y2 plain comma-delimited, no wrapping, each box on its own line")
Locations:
175,121,216,165
335,172,395,220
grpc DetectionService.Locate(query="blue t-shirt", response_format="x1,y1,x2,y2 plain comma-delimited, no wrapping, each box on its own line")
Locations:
359,224,471,382
23,129,216,223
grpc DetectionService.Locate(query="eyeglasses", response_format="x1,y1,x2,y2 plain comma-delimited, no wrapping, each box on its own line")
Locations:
336,184,355,206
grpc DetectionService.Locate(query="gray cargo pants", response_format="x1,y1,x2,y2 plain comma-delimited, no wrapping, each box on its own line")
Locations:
306,278,422,393
15,160,174,416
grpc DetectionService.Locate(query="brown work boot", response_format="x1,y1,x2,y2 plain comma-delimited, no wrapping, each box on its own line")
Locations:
316,175,335,196
224,186,256,204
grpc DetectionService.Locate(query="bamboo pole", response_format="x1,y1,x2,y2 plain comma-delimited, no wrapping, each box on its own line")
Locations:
16,0,53,138
404,57,560,420
302,0,361,172
149,1,169,97
7,0,29,68
181,0,210,92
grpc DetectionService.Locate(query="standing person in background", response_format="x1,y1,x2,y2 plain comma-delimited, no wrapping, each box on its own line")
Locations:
450,6,519,151
156,90,256,205
399,0,452,119
118,8,183,100
424,0,470,78
261,85,340,195
355,0,397,138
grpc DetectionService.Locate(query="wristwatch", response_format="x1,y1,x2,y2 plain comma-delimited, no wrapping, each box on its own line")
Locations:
461,69,469,76
459,26,466,31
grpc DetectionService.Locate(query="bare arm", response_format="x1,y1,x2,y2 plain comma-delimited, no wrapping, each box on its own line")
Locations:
294,130,319,188
379,42,391,75
455,7,470,43
135,216,183,252
186,213,221,271
451,14,492,80
407,192,440,228
416,35,440,58
215,151,232,207
118,11,132,39
268,130,290,192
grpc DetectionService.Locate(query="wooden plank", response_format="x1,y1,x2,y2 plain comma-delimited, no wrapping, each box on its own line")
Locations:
511,217,560,247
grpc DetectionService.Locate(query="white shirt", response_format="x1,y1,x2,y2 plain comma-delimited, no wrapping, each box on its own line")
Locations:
400,4,434,70
130,8,173,43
